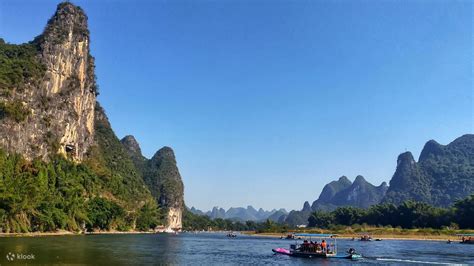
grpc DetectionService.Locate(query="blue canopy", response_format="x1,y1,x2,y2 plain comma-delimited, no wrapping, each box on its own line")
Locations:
295,233,337,238
456,234,474,236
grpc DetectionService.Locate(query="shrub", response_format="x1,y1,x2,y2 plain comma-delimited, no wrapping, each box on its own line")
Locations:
0,100,30,122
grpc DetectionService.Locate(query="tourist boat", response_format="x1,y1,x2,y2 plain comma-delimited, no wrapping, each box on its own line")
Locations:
272,233,362,260
457,234,474,244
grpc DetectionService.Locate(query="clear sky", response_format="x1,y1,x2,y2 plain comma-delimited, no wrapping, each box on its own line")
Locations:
1,0,472,211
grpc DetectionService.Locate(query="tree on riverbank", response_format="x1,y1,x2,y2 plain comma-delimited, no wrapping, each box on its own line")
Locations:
183,209,289,232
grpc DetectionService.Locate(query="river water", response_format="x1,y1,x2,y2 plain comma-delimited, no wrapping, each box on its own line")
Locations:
0,232,473,265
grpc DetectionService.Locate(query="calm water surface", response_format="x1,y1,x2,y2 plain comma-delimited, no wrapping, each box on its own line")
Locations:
0,233,473,265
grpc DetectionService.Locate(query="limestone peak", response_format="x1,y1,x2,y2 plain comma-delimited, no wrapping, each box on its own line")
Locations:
152,146,176,161
397,151,416,167
121,135,142,157
34,2,89,47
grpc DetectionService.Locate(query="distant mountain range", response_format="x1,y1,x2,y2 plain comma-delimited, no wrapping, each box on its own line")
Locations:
189,206,288,222
282,134,474,226
188,135,473,227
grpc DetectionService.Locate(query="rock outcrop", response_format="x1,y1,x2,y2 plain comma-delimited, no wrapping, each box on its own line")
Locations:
302,201,312,212
121,135,143,158
0,2,96,162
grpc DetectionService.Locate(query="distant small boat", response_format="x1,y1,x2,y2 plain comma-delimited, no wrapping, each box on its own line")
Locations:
227,232,237,238
358,233,373,241
375,239,382,241
280,233,295,240
457,234,474,244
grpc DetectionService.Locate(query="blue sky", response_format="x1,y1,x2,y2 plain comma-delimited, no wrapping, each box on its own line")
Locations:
1,0,472,211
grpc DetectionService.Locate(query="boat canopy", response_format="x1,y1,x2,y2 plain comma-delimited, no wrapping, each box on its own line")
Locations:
295,233,337,238
456,234,474,236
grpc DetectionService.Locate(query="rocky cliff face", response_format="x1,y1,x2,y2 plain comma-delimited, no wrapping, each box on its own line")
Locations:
383,134,474,206
121,136,185,230
0,2,96,162
0,2,166,232
0,2,187,232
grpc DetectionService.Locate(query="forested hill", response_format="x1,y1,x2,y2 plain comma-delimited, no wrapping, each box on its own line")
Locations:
121,135,184,230
383,134,474,206
281,176,387,226
0,2,184,233
311,175,387,211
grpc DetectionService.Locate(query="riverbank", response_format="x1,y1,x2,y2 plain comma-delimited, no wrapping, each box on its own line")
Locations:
243,227,474,241
245,232,449,241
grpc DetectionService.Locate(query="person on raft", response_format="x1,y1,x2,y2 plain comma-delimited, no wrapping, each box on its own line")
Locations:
321,240,327,252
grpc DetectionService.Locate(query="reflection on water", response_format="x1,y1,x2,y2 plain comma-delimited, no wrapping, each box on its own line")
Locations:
0,233,473,265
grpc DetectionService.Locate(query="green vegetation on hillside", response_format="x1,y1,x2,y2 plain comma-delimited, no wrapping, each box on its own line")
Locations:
86,104,155,210
0,149,94,233
84,104,162,226
0,100,30,122
147,148,184,210
121,135,184,224
0,148,161,233
0,39,45,92
384,135,474,207
0,40,45,122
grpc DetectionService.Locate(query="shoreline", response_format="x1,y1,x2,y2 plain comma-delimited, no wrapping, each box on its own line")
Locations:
0,230,468,242
243,232,460,242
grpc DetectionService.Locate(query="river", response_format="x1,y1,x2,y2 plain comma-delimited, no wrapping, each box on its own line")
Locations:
0,233,473,265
